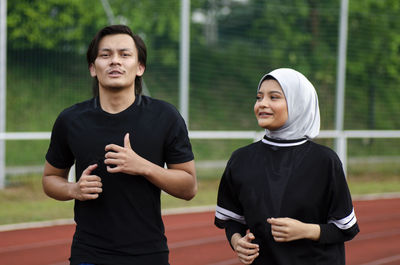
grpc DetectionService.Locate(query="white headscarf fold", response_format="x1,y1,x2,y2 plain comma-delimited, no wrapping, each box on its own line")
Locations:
257,68,320,140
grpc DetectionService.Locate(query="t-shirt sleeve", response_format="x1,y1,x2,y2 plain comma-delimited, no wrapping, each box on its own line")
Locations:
164,110,194,164
215,158,247,230
224,220,247,250
45,112,75,169
319,157,359,244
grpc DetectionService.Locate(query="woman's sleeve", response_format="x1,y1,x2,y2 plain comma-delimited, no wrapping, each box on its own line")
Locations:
224,220,247,249
214,159,248,245
319,157,360,244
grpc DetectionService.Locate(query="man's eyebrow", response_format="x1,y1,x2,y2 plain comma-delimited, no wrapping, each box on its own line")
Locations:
99,48,133,52
119,48,133,52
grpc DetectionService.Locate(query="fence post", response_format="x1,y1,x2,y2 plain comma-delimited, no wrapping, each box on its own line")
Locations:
336,132,348,176
0,0,7,189
180,0,190,126
334,0,349,169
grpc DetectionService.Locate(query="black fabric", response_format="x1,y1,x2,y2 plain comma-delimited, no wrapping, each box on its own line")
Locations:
70,251,169,265
215,139,359,265
224,220,247,250
319,223,359,244
46,95,193,264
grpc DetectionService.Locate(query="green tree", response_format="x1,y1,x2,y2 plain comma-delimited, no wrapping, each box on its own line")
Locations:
7,0,106,50
346,0,400,129
7,0,187,66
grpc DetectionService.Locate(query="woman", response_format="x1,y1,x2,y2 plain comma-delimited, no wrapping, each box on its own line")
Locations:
214,68,359,265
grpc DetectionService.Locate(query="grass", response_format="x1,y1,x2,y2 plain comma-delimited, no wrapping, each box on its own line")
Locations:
347,162,400,195
0,175,74,225
0,166,399,226
348,178,400,195
162,178,220,209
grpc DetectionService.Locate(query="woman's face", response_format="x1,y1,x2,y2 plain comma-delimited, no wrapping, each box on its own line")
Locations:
254,79,288,130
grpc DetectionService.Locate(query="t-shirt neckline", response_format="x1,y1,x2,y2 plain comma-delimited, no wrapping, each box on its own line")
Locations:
94,95,140,116
262,135,308,147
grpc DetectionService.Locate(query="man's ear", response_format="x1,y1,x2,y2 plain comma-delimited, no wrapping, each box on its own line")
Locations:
89,63,97,77
136,64,145,77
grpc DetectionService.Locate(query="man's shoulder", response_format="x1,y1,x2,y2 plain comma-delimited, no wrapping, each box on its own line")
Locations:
139,95,180,115
140,95,177,108
58,98,95,119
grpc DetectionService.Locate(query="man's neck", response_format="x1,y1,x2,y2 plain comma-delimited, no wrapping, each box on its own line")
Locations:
98,87,136,114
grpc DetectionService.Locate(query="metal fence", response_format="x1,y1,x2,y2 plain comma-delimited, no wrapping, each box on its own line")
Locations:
1,0,400,188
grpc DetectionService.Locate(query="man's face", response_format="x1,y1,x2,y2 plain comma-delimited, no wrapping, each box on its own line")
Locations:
89,34,144,92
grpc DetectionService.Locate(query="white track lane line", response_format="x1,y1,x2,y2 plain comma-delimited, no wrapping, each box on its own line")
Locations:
0,238,71,254
353,228,400,241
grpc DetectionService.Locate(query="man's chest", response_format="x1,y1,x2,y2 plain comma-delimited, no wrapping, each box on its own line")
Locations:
67,117,165,166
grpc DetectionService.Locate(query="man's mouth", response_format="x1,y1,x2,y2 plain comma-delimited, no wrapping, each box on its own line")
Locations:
108,69,123,76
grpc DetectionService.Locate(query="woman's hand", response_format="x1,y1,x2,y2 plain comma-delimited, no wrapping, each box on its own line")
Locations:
267,217,320,242
231,232,259,264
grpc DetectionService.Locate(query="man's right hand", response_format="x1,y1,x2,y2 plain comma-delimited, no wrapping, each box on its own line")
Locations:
73,164,102,201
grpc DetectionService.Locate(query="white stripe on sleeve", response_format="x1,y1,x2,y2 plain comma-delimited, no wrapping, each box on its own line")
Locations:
328,208,357,230
215,205,246,224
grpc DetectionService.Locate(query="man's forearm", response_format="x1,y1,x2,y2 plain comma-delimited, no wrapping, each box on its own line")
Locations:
144,161,197,200
42,175,76,201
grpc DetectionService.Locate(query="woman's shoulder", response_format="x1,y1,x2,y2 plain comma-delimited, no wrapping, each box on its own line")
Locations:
307,140,342,163
229,141,262,161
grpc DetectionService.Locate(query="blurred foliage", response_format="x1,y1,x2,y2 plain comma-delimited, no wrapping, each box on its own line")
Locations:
7,0,193,66
7,0,106,51
346,0,400,129
4,0,400,167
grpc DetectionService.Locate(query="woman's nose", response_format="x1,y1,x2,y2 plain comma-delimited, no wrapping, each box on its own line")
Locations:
259,98,269,108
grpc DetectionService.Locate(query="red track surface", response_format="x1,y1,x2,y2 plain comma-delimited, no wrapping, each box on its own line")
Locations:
0,197,399,265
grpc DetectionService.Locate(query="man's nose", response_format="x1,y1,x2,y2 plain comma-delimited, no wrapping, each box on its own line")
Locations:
110,54,121,64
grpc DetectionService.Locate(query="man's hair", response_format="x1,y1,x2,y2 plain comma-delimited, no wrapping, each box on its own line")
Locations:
86,25,147,96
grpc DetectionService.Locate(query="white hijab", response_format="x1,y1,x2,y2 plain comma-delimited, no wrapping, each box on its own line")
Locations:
257,68,320,140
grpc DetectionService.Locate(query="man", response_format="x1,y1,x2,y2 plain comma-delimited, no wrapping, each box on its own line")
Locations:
42,25,197,265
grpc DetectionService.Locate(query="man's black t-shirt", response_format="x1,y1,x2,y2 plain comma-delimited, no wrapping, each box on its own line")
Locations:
46,95,194,264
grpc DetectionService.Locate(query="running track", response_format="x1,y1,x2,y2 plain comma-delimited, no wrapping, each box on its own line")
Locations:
0,197,399,265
